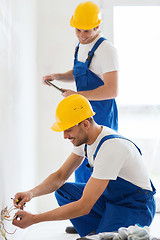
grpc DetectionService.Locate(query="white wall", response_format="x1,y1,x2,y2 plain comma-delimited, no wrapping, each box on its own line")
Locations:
35,0,101,212
0,0,37,238
0,0,37,202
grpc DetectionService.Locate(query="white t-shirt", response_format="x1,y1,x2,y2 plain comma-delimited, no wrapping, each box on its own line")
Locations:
76,34,119,80
72,126,152,191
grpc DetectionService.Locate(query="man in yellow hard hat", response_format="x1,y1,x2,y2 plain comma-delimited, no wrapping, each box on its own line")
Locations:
13,94,155,239
42,1,119,187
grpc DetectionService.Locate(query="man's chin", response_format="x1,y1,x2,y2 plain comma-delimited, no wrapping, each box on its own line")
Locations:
71,140,80,147
72,142,79,147
73,141,85,147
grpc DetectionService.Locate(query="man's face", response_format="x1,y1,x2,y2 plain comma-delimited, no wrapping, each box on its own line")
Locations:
63,122,88,146
75,27,98,44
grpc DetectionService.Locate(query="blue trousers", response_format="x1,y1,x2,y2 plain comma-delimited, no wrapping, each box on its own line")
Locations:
55,180,156,237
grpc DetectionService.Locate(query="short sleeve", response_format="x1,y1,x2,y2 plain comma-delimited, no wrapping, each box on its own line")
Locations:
92,140,126,180
97,41,119,74
72,144,85,157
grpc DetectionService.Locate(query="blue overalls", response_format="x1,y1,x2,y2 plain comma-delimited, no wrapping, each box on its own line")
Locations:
73,37,118,183
55,134,156,237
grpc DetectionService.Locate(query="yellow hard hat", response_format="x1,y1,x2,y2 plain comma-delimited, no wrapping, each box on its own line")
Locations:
70,1,101,30
51,94,95,132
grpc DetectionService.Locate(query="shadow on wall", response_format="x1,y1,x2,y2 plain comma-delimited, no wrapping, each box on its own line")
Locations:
0,0,37,213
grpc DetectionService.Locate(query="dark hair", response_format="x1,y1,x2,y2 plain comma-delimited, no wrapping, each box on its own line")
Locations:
78,117,94,126
86,117,94,123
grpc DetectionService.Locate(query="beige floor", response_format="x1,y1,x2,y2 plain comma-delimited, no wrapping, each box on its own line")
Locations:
7,213,160,240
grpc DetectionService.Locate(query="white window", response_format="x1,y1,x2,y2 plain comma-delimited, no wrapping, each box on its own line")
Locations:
101,0,160,210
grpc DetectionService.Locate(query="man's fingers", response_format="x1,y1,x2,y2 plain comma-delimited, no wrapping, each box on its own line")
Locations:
13,199,26,209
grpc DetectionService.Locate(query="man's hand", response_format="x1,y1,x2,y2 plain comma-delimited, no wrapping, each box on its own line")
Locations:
14,191,33,209
42,74,55,85
62,89,77,97
12,210,35,229
42,73,64,85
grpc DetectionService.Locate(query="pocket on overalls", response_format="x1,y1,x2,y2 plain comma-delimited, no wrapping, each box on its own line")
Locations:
74,68,88,91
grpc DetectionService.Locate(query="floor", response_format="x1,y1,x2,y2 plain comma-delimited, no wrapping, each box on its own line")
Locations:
8,213,160,240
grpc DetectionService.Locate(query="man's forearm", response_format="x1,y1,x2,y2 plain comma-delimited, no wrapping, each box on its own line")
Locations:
30,171,65,199
32,199,89,224
78,71,118,101
55,70,75,82
13,198,89,229
78,85,117,101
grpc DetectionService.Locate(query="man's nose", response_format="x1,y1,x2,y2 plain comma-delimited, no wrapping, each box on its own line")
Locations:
63,131,69,139
80,32,86,38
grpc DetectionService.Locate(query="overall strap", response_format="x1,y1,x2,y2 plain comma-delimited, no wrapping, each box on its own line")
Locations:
84,144,88,158
86,37,106,67
93,134,142,161
74,43,80,61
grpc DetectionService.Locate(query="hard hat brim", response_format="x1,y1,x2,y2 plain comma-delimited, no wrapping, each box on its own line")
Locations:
70,17,101,30
51,121,63,132
51,111,95,132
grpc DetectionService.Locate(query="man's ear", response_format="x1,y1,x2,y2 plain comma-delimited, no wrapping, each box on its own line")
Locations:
82,119,90,130
94,25,100,31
